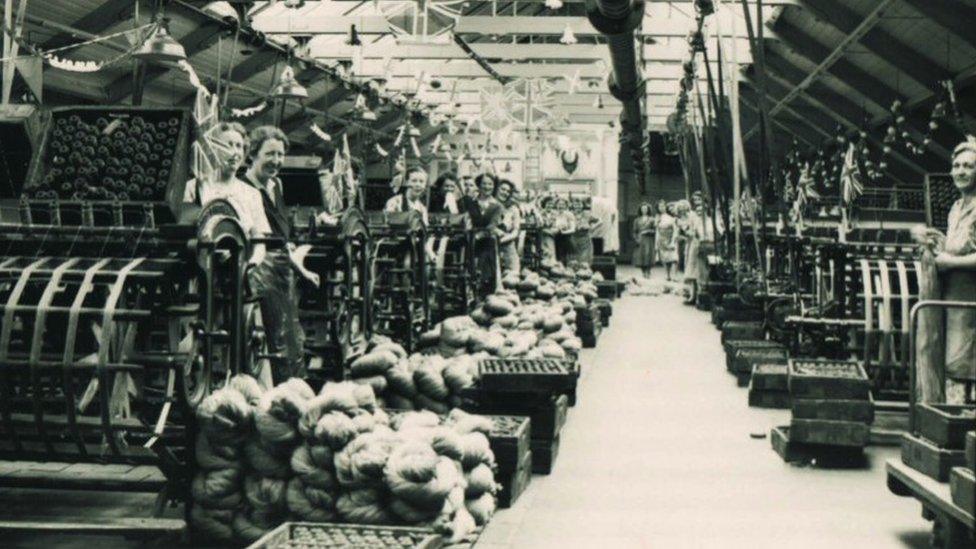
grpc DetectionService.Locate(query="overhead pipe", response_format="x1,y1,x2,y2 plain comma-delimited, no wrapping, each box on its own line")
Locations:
586,0,646,174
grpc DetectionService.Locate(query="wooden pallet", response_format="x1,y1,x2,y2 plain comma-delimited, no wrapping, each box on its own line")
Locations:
887,459,974,548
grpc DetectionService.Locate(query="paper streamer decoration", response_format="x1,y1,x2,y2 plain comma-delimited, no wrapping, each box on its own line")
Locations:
229,102,267,118
411,136,421,158
375,143,389,157
394,125,406,147
44,54,100,72
179,60,209,97
430,134,441,155
310,123,332,143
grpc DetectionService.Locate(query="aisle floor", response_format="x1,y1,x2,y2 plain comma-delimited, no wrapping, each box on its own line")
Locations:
478,268,932,549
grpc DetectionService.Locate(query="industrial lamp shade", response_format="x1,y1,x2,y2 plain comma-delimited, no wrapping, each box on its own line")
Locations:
134,20,186,64
271,65,309,100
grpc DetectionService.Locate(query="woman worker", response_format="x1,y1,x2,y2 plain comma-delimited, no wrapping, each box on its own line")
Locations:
632,202,656,279
935,140,976,404
495,179,522,274
655,199,678,282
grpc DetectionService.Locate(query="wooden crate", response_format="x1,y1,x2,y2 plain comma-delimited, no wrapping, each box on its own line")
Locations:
478,359,579,395
530,435,560,475
901,433,967,482
733,348,788,375
916,404,976,450
750,363,789,392
596,281,617,299
747,387,790,409
477,395,567,443
247,522,441,549
486,415,531,476
771,426,865,466
789,419,870,448
949,466,975,517
791,396,875,423
721,321,764,345
496,450,532,509
23,105,191,218
787,359,871,400
723,340,784,371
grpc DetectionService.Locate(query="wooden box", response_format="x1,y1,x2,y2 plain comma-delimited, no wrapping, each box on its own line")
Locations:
530,435,560,475
949,466,975,517
787,360,871,400
916,404,976,450
789,419,870,448
724,340,784,372
486,415,531,476
477,395,568,443
791,396,875,423
721,321,764,345
733,348,789,375
751,363,789,392
478,359,579,394
247,522,441,549
747,386,791,409
496,450,532,509
901,433,967,482
771,426,865,466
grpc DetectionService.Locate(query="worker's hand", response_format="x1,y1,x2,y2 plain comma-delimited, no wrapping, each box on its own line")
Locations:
934,252,955,271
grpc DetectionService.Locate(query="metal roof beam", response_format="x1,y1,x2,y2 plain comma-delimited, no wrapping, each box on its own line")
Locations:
760,52,932,183
898,0,976,52
39,0,134,49
758,0,894,122
352,59,607,79
768,21,953,160
796,0,950,90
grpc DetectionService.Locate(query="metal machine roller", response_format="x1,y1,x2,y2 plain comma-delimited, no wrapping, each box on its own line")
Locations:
428,213,476,324
367,210,430,351
290,208,372,381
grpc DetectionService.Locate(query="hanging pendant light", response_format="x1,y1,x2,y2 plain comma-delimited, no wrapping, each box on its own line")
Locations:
559,24,577,45
345,24,361,46
271,65,308,100
134,19,187,64
283,0,306,8
545,0,564,9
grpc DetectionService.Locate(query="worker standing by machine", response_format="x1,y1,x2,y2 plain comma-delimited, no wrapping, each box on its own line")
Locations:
242,125,318,383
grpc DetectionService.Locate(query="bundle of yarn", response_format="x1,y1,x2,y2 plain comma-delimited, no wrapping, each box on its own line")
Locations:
189,377,493,545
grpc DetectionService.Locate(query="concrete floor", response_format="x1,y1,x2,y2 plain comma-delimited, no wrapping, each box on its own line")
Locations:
0,268,936,548
477,268,933,549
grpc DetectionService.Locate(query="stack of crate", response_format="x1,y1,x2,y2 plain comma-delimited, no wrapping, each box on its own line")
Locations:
575,303,603,348
950,431,975,516
901,404,974,484
474,359,579,475
772,360,873,464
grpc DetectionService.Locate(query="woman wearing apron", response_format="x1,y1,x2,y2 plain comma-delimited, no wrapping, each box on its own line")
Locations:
935,140,976,404
631,203,656,278
655,200,678,282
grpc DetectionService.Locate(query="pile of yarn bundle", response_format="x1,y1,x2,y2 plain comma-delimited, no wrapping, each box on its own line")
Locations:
189,376,495,545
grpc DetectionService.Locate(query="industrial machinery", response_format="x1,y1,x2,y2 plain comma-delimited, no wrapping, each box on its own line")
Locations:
277,163,372,382
289,209,372,382
428,212,476,324
783,237,921,401
0,107,252,520
367,210,430,351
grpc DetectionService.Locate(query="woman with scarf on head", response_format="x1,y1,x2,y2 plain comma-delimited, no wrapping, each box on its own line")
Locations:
654,199,678,282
